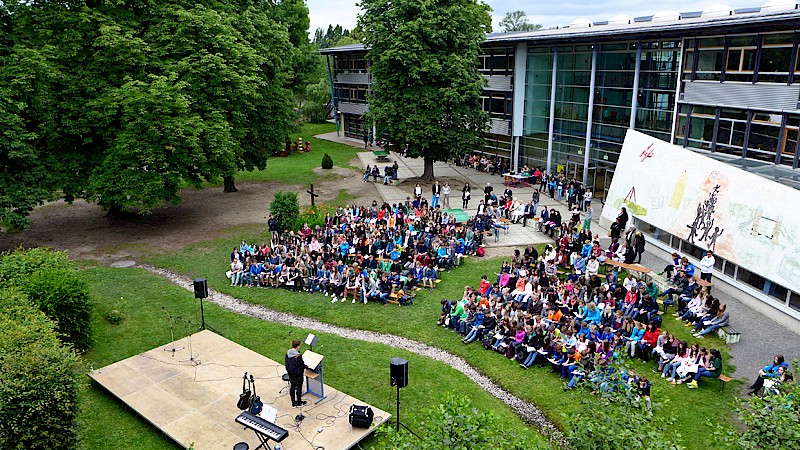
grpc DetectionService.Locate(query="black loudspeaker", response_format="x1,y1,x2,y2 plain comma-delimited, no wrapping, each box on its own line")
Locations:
193,278,208,299
390,357,408,388
348,404,374,428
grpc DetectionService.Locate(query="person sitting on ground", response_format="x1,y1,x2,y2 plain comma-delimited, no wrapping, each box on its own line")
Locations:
762,365,793,396
748,354,789,395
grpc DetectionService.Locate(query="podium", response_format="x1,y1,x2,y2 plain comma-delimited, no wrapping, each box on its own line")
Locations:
302,350,326,403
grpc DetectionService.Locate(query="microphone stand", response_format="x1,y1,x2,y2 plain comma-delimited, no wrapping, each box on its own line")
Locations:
180,319,201,365
162,307,184,356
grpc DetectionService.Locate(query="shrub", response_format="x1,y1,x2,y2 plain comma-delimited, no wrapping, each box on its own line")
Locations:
0,288,84,450
270,191,300,232
0,248,93,350
105,296,128,325
714,360,800,450
295,205,327,230
568,363,684,450
381,392,542,449
321,153,333,169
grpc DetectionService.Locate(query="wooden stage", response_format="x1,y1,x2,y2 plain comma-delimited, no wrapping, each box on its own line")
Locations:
90,330,390,450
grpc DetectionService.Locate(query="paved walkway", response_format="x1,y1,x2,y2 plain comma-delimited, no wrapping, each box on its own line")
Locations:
317,131,800,381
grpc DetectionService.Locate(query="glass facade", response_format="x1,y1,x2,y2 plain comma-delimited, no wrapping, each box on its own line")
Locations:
520,47,553,169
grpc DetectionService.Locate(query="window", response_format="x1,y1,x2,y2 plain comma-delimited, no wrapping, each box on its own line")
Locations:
696,49,724,80
736,267,766,291
790,291,800,312
767,282,789,303
758,33,793,83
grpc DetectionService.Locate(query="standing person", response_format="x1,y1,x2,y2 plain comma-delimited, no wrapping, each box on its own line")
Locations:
484,182,493,204
698,251,715,283
633,230,646,263
462,182,471,208
392,161,399,181
532,189,540,213
284,339,307,407
431,181,441,209
617,206,629,231
368,130,374,147
584,188,592,212
442,183,451,209
363,131,369,148
583,205,593,231
414,183,422,200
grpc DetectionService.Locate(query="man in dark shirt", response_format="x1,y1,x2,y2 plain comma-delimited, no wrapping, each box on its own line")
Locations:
284,339,307,407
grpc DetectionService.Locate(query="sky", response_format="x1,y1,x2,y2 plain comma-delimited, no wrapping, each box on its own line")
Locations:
307,0,768,37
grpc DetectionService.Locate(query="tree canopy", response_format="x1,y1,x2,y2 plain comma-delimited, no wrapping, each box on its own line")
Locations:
499,10,542,33
0,0,307,227
359,0,491,181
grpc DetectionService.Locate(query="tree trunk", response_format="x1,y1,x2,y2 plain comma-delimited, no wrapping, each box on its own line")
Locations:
105,204,125,221
421,157,435,182
223,175,238,193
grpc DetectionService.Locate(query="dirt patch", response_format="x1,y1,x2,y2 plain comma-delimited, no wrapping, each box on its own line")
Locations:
0,171,377,262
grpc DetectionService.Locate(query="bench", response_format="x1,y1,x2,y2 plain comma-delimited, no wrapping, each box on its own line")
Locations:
695,277,715,288
717,374,732,391
605,259,653,281
372,150,390,162
717,325,741,344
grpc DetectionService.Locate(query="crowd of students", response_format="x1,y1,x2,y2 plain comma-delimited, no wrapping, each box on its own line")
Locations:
437,241,738,402
226,202,486,304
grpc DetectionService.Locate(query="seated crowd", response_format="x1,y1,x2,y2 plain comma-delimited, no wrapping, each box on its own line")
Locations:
227,201,485,304
438,242,740,401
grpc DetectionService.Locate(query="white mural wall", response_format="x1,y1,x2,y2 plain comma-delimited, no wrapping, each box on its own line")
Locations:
602,129,800,293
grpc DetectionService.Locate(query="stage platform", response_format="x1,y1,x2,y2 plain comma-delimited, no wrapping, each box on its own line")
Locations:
90,330,390,450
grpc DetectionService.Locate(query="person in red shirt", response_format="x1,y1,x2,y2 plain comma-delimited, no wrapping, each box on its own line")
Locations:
478,275,491,295
636,322,661,361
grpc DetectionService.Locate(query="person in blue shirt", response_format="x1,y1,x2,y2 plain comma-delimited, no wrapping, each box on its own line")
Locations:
248,262,262,287
624,322,645,357
749,355,789,395
423,265,437,290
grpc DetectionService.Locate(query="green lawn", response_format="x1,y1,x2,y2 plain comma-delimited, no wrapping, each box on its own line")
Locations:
144,234,740,449
192,122,361,189
80,267,551,449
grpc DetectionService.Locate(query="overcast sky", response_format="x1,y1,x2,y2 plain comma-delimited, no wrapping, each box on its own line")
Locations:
307,0,766,36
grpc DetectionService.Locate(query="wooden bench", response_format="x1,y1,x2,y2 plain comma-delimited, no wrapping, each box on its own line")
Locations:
717,374,732,391
372,150,390,162
717,325,741,344
695,277,715,288
605,259,653,281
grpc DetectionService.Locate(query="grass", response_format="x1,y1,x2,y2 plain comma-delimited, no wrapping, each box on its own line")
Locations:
79,267,551,449
192,122,361,189
144,234,741,449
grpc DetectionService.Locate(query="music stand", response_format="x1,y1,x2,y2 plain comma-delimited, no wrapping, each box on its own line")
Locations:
162,308,184,356
302,350,326,403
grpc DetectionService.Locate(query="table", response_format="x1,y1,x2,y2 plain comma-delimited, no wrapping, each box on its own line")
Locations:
502,173,530,188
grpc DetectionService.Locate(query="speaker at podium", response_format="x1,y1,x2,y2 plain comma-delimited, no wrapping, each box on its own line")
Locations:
302,350,326,403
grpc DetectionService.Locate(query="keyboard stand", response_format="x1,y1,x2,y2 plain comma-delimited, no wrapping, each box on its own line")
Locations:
248,429,273,450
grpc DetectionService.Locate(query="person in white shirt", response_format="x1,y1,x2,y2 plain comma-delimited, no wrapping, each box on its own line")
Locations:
623,274,638,292
698,251,715,283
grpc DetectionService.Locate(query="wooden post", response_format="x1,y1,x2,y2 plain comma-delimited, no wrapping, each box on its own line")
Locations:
307,184,319,207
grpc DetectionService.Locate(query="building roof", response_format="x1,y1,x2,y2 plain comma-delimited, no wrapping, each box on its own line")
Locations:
319,3,800,54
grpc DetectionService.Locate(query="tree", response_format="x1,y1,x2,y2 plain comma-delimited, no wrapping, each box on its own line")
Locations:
499,10,542,32
303,78,331,123
0,0,301,223
269,191,300,233
359,0,491,181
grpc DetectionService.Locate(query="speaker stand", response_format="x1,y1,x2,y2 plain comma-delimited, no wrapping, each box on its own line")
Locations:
390,385,420,439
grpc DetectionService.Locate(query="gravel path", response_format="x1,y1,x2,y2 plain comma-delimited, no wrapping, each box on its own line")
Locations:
137,264,568,448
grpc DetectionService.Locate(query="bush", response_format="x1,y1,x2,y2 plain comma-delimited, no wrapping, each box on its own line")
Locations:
714,360,800,450
321,153,333,169
295,205,327,230
568,363,684,450
270,191,300,232
381,392,542,449
0,288,84,450
0,248,93,350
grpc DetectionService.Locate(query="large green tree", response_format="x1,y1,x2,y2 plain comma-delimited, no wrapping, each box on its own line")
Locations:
499,10,542,32
359,0,491,181
0,0,302,223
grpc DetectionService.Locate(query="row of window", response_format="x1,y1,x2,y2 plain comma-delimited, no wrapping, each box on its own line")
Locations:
333,55,369,73
676,105,800,167
478,48,515,75
684,32,800,83
334,85,368,103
